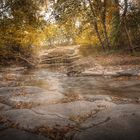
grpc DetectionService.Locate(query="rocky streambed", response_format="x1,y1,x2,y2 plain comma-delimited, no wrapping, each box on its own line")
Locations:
0,46,140,140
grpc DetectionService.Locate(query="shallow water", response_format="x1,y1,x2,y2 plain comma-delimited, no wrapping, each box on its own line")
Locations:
1,67,140,99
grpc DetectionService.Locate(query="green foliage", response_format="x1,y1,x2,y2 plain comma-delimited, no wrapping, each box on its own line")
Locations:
0,0,140,65
0,0,47,64
52,0,140,52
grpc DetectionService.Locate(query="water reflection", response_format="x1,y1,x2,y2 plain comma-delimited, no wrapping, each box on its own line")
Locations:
1,67,140,99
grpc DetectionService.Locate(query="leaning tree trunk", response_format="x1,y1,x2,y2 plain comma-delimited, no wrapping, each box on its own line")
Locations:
94,21,106,51
123,19,134,53
111,0,121,48
101,0,111,50
87,0,106,51
122,0,135,53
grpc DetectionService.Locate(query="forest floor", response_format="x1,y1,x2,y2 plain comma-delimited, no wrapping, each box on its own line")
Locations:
0,45,140,140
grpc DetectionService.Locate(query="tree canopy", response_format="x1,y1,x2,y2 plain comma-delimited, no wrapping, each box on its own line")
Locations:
51,0,140,51
0,0,47,63
0,0,140,65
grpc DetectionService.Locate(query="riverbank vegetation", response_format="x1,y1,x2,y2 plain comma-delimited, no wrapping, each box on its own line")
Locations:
0,0,47,66
0,0,140,66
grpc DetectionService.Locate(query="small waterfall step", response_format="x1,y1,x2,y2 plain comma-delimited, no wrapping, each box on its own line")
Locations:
39,46,85,76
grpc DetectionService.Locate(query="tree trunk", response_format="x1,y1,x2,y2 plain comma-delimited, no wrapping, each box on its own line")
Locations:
94,21,106,51
124,19,134,53
101,0,111,50
122,0,135,53
111,0,121,47
87,0,106,51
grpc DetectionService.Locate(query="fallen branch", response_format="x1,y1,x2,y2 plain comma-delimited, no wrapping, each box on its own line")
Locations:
16,55,36,68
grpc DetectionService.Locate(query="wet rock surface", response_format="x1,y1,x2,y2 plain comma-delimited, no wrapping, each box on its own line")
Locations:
1,109,75,129
0,128,50,140
74,104,140,140
32,100,116,121
81,67,140,77
40,46,82,75
0,46,140,140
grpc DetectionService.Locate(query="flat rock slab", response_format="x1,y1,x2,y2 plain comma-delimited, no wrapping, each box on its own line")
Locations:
0,67,26,72
9,91,64,106
0,81,15,88
0,103,12,111
83,95,112,102
82,69,140,77
117,69,140,76
1,109,75,130
106,80,140,99
0,128,49,140
1,100,115,130
0,86,46,96
108,80,140,88
0,86,64,107
74,104,140,140
32,101,116,119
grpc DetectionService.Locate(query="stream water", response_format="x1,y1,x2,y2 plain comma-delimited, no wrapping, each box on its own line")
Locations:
1,66,140,100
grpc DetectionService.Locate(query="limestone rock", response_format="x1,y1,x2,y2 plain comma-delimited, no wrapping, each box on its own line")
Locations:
9,91,64,106
0,128,49,140
0,103,12,111
83,95,112,102
1,109,75,130
74,104,140,140
0,86,64,107
32,101,116,119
